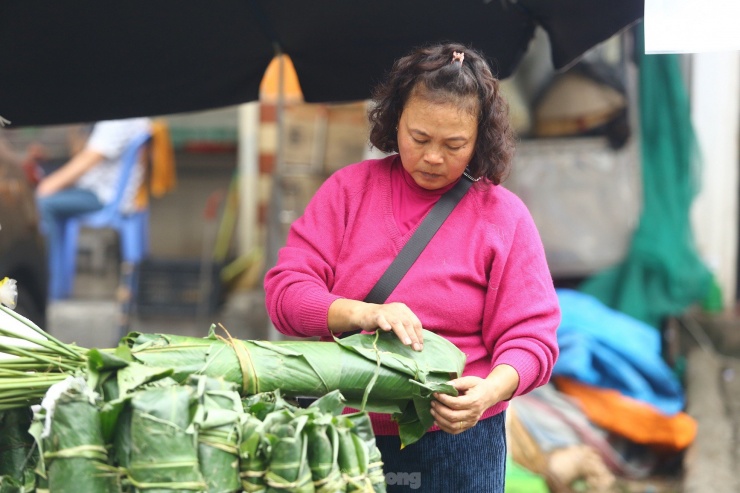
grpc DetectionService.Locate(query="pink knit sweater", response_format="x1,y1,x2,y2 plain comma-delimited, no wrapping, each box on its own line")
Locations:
264,155,560,435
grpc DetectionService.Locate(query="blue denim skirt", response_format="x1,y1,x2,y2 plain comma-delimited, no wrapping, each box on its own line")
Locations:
375,411,507,492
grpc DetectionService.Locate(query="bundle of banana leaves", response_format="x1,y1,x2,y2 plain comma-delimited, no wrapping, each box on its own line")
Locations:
30,377,121,493
120,325,464,447
0,304,465,447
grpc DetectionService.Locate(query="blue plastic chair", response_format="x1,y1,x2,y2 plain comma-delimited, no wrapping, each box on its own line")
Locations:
48,132,152,300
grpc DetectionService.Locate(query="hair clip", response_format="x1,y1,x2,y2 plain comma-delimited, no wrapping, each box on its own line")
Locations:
452,51,465,65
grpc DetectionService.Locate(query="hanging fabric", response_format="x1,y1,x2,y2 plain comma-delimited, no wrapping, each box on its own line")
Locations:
579,22,713,328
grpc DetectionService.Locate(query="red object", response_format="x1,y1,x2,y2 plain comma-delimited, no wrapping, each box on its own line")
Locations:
21,160,44,187
203,189,226,221
183,141,237,154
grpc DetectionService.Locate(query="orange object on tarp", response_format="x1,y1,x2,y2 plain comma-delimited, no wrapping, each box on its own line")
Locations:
135,118,177,210
553,377,697,451
259,55,303,103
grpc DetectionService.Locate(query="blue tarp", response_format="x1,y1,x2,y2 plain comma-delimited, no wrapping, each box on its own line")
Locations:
552,289,685,415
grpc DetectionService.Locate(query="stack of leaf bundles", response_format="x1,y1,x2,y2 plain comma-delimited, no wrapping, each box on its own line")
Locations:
30,370,386,493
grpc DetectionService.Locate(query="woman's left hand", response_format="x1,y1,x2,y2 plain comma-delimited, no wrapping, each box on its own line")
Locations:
430,365,519,434
430,376,494,434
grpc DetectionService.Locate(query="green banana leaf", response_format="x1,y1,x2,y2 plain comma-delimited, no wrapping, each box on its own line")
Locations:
0,417,36,493
242,390,296,422
107,398,134,473
0,476,22,493
345,413,385,493
335,416,374,493
0,473,35,493
29,377,120,493
87,348,175,404
123,327,465,447
0,408,36,485
262,411,313,493
303,390,345,417
304,418,343,493
298,391,350,493
189,376,242,493
91,355,180,472
126,385,207,492
238,412,268,493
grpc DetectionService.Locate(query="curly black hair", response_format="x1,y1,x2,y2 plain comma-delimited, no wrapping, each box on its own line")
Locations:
368,42,515,185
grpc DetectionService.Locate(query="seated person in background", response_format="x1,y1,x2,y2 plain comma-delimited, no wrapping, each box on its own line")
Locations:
35,117,152,261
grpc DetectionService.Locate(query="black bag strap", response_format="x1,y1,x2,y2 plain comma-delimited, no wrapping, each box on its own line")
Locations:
363,173,474,304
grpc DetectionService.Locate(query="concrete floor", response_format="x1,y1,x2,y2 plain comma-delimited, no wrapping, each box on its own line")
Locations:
676,313,740,493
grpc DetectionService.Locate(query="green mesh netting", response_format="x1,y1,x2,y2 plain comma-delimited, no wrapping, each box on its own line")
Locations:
579,25,714,329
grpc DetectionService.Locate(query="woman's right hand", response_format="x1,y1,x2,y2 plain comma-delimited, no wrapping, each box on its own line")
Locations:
328,299,424,351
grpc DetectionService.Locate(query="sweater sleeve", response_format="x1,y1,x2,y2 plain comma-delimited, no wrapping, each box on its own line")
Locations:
483,204,561,397
263,170,352,338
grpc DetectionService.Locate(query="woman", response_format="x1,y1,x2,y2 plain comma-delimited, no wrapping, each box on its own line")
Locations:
264,42,560,492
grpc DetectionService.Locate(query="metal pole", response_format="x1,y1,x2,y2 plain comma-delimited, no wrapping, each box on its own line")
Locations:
264,52,287,340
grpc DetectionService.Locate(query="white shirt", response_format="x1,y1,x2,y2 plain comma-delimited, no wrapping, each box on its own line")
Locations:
76,118,151,212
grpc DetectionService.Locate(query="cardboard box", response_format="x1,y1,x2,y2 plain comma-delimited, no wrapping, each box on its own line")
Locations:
281,102,369,174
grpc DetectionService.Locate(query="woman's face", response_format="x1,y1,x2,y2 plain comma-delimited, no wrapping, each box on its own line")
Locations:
397,94,478,190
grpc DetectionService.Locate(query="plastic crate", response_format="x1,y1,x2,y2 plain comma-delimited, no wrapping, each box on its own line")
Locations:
135,258,222,318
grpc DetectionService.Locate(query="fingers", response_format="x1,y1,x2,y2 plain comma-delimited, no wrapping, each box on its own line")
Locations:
433,377,477,406
374,303,424,351
429,399,478,435
447,376,478,392
381,317,423,351
431,376,492,434
411,318,424,350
